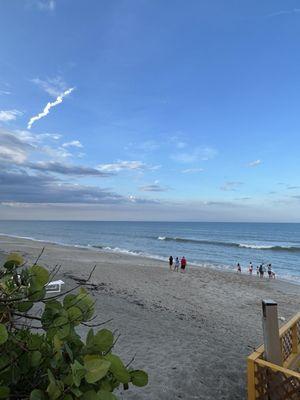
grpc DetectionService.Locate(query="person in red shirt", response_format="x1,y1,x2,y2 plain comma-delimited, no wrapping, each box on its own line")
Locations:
180,256,187,273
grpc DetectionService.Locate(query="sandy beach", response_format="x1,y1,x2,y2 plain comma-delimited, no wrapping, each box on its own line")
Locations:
0,234,299,400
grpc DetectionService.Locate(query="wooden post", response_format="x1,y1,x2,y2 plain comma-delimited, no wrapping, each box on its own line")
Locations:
262,300,283,366
247,357,256,400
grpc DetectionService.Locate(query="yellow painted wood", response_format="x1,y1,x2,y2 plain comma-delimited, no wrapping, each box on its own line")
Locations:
247,358,256,400
248,312,300,399
292,324,298,353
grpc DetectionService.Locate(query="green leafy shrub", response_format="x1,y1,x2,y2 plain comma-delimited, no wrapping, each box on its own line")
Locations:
0,252,148,399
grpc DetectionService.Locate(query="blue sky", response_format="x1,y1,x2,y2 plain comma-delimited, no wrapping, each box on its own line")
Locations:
0,0,300,221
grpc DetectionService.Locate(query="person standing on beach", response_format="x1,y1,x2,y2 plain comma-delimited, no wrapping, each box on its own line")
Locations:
259,264,264,278
237,263,241,273
180,256,187,273
169,256,173,271
248,262,253,275
267,263,272,279
256,266,259,276
174,257,180,272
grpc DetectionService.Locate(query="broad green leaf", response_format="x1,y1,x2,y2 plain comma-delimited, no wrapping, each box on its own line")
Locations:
75,288,94,320
0,386,10,399
17,301,34,312
82,390,98,400
67,306,83,325
30,389,45,400
84,355,111,383
70,387,82,397
47,370,63,400
30,350,42,367
130,370,148,387
93,329,113,353
86,328,94,346
97,391,117,400
48,316,70,339
104,354,130,383
28,285,46,301
29,265,49,286
4,253,23,269
71,360,85,387
0,323,8,345
63,293,76,309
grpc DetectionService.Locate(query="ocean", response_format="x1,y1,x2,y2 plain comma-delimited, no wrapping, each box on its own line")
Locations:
0,220,300,283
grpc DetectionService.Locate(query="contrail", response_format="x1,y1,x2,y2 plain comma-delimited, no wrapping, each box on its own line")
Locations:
27,87,74,129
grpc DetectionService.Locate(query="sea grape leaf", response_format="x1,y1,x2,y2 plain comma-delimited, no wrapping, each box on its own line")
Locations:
97,390,117,400
48,316,70,339
17,301,34,312
130,370,148,387
86,328,94,346
47,370,63,400
4,253,23,269
84,355,111,383
104,354,130,383
93,329,113,353
30,389,45,400
0,323,8,345
29,265,49,286
67,306,83,325
63,293,77,310
30,350,42,367
28,285,46,301
71,360,85,387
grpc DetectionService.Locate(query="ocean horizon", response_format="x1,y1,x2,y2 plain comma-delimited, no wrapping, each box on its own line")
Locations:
1,220,300,284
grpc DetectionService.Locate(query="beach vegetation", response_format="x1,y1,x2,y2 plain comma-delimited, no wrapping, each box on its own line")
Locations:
0,252,148,399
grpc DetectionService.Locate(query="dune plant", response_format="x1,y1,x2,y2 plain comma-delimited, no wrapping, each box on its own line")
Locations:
0,252,147,399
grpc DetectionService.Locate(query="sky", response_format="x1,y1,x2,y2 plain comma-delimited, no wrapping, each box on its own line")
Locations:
0,0,300,221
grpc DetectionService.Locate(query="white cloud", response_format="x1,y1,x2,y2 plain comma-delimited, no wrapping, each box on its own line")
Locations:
248,159,262,167
0,90,11,95
182,168,204,174
171,146,217,163
27,87,74,129
97,161,147,173
32,76,67,97
0,110,23,122
139,183,169,192
62,140,83,148
266,8,300,18
220,181,243,191
35,0,56,11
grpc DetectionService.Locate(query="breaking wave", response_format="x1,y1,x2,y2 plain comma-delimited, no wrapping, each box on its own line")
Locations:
156,236,300,252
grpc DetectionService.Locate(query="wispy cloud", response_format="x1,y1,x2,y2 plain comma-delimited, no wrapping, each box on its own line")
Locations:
62,140,83,148
35,0,56,11
220,181,243,191
32,76,67,97
0,90,11,95
171,146,217,163
139,183,169,192
181,168,204,174
266,8,300,18
248,159,262,167
97,160,147,173
27,87,74,129
27,161,112,177
0,110,23,122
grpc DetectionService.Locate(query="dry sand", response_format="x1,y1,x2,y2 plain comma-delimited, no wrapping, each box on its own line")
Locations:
0,234,299,400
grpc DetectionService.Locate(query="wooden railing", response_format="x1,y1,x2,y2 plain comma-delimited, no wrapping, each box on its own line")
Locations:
248,312,300,400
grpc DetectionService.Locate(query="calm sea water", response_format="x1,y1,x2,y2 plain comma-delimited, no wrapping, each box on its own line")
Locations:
0,221,300,283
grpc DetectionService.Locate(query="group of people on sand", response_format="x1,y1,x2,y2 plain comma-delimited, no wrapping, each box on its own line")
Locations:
168,256,187,273
236,262,276,279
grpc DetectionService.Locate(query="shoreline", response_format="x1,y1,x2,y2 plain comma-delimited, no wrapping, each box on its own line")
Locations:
1,234,300,399
0,232,298,287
